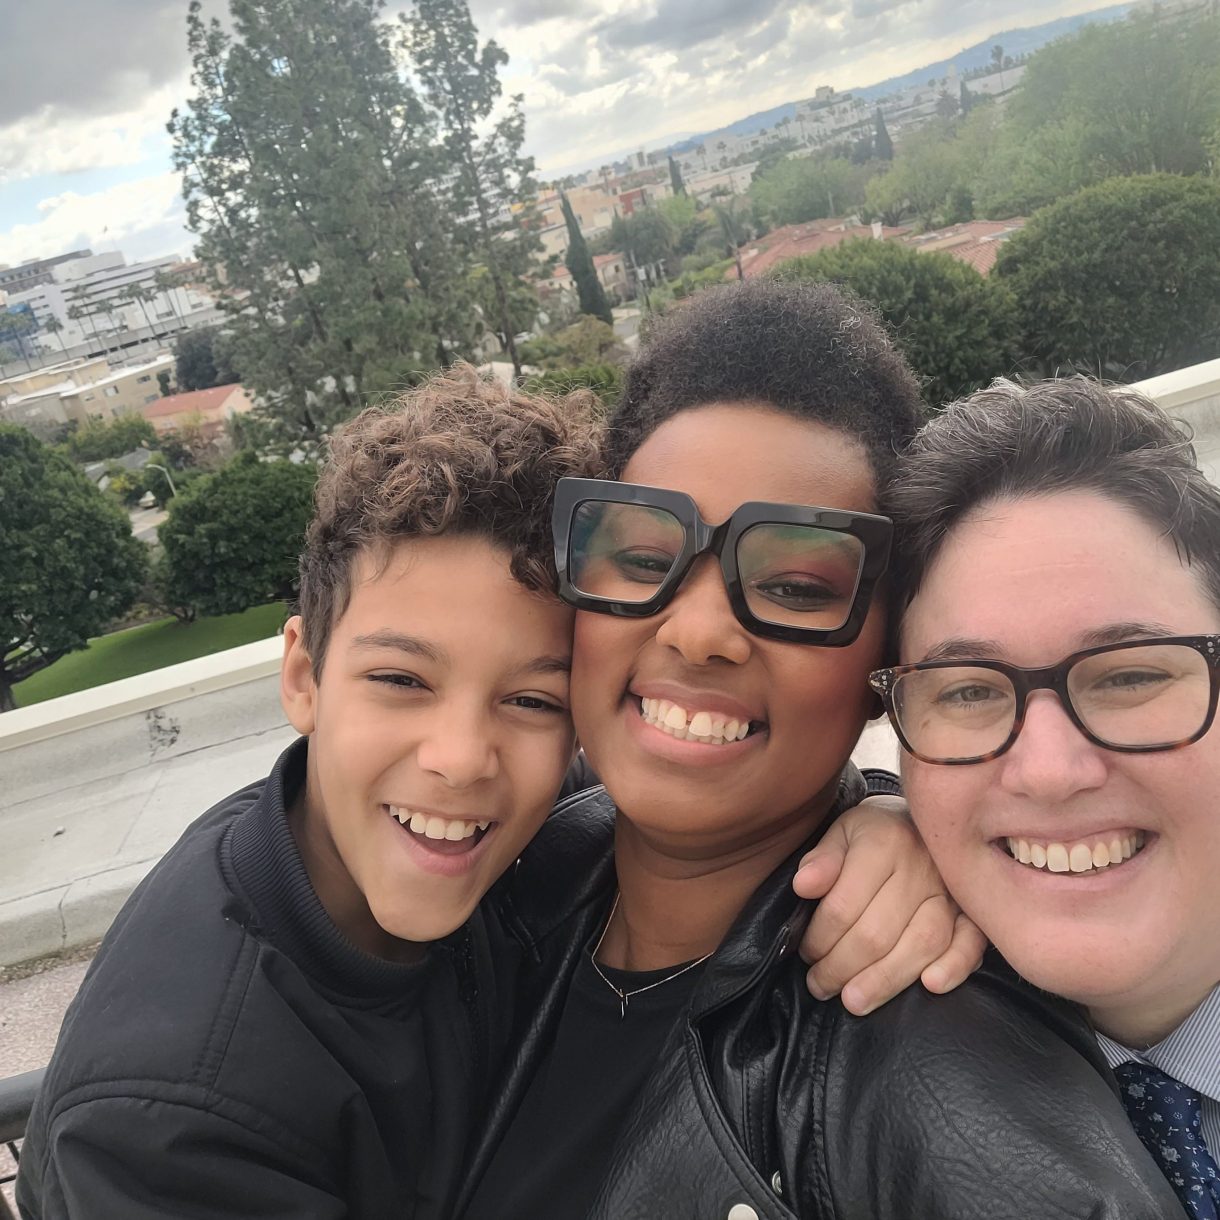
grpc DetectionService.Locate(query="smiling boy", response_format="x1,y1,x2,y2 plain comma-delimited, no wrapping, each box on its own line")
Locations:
16,367,602,1220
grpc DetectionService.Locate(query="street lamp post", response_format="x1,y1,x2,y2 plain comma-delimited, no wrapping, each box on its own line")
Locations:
145,462,176,497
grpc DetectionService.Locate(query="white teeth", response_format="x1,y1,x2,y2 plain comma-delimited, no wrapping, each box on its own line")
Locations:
1005,831,1147,874
639,696,756,746
391,807,485,841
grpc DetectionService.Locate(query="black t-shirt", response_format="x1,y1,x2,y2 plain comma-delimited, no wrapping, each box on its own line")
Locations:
464,934,706,1220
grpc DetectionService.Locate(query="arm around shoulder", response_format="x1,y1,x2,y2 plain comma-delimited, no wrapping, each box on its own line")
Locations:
17,1088,347,1220
818,961,1188,1220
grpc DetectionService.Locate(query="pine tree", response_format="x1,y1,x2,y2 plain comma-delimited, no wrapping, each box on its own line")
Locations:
561,193,613,325
668,155,686,197
873,108,894,161
168,0,467,446
406,0,540,378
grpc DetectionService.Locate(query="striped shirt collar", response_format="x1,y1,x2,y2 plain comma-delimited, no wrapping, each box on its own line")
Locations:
1096,982,1220,1105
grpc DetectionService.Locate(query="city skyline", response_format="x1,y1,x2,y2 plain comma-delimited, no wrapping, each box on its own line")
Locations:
1,0,1115,267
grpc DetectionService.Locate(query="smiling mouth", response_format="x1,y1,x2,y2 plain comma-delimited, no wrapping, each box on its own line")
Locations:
637,696,765,745
386,806,494,855
1000,830,1148,875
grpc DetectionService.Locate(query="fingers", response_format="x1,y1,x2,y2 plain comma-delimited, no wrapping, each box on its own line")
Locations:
792,823,848,903
920,912,989,995
805,871,935,999
833,895,958,1015
799,813,930,965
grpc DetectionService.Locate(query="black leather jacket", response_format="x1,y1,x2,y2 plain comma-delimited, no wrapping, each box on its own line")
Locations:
468,768,1185,1220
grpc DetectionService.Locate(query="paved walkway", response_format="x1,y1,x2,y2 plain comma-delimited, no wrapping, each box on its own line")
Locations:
0,725,296,968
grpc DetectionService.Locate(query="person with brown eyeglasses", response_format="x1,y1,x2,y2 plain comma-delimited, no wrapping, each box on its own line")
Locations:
875,375,1220,1219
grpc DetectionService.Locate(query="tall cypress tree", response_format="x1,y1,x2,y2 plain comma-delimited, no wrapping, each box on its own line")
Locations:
873,107,894,161
668,154,686,197
561,192,613,325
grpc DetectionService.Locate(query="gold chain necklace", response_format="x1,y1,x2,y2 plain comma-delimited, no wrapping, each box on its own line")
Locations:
589,892,713,1021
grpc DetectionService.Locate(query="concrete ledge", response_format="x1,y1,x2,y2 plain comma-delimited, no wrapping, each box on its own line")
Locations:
0,635,284,754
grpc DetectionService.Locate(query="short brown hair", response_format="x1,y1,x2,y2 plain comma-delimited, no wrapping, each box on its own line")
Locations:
887,376,1220,620
298,364,604,676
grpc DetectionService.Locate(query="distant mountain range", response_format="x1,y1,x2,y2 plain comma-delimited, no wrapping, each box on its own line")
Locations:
666,3,1132,154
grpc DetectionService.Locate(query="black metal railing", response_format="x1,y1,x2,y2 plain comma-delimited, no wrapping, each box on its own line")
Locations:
0,1068,44,1220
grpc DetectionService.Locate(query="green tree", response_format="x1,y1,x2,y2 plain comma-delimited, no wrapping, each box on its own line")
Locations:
158,450,317,619
0,426,148,711
469,264,539,346
157,369,174,397
524,362,622,409
560,192,613,325
175,326,238,392
995,174,1220,380
42,315,69,357
518,316,622,369
772,238,1017,406
656,193,707,256
169,0,466,446
873,109,893,162
668,154,686,197
610,208,678,269
863,122,967,228
405,0,540,379
66,414,158,462
751,155,869,226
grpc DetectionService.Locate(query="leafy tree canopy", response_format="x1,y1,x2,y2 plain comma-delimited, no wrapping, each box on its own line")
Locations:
158,450,318,620
175,326,239,392
64,413,157,463
772,238,1018,407
519,316,623,370
524,362,622,410
0,425,148,710
995,173,1220,380
750,155,871,227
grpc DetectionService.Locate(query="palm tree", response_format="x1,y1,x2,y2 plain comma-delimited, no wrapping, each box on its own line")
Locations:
714,200,749,281
42,315,69,357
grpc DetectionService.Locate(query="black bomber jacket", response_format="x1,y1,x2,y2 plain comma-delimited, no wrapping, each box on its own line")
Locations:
470,767,1187,1220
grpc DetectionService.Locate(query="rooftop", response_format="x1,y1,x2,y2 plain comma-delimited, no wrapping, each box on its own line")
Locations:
143,382,241,419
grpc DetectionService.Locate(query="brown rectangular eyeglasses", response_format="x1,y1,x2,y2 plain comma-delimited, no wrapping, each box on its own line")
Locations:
869,636,1220,765
552,477,893,646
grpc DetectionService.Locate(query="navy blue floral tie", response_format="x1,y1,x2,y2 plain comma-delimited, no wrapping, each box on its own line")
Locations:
1115,1060,1220,1219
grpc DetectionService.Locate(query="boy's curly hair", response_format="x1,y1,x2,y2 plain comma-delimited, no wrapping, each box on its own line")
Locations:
298,364,604,677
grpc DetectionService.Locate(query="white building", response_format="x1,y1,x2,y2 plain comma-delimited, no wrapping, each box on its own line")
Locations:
3,251,223,369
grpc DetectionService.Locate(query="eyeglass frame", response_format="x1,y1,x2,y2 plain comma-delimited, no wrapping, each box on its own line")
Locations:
869,634,1220,766
552,476,894,647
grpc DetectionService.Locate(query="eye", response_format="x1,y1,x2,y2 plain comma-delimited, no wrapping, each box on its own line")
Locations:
369,672,427,691
613,548,674,583
506,694,567,714
752,574,838,610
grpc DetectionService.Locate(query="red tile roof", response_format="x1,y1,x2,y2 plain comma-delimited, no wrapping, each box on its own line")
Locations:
901,219,1028,276
736,221,909,280
142,383,241,419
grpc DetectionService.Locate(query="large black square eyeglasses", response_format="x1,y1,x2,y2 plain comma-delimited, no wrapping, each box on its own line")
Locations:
869,635,1220,765
552,477,893,646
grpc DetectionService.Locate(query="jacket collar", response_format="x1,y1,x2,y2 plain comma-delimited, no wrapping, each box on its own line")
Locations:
497,764,868,1015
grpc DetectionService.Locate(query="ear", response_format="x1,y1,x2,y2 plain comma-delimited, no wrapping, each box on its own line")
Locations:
280,615,318,735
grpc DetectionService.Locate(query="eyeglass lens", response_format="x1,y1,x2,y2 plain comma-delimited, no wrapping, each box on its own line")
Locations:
569,501,866,631
892,643,1212,762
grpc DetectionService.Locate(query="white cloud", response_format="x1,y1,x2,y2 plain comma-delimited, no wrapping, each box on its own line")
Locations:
0,82,186,183
0,173,191,267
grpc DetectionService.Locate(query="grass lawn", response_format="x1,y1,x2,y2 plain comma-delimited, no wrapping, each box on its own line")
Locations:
12,602,288,709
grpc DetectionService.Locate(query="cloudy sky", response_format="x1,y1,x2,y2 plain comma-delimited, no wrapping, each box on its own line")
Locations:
0,0,1108,269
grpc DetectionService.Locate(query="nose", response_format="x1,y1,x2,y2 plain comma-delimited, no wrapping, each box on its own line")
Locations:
415,700,500,788
998,690,1108,802
653,554,752,666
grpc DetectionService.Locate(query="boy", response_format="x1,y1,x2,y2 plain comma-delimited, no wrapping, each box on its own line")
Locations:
16,367,602,1218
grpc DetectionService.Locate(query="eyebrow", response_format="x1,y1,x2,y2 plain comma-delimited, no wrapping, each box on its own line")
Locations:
919,621,1181,664
350,631,448,664
349,631,570,678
